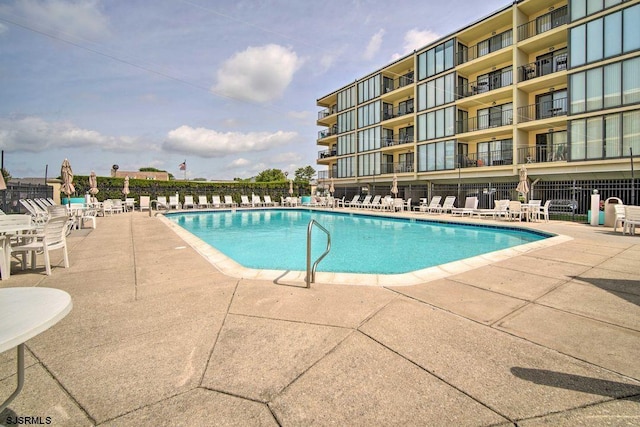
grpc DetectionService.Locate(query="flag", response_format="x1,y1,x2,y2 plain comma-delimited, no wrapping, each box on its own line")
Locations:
179,161,186,171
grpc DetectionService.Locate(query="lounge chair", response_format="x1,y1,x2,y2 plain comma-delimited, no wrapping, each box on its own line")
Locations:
240,195,252,207
263,195,277,206
139,196,150,211
341,195,360,208
353,195,372,208
183,195,195,209
414,196,441,213
451,197,478,216
156,196,169,210
224,196,238,208
210,196,222,208
473,199,509,219
197,195,210,208
368,195,382,209
251,195,264,206
169,195,181,209
435,196,456,214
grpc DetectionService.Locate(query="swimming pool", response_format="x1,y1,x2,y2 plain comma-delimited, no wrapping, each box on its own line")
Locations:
167,209,551,275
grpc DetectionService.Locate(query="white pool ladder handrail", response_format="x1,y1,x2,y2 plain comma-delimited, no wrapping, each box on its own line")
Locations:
306,219,331,288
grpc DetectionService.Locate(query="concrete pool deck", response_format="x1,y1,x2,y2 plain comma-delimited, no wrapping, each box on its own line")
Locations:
1,210,639,425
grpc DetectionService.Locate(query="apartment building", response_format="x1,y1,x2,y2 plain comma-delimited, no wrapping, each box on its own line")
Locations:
316,0,640,208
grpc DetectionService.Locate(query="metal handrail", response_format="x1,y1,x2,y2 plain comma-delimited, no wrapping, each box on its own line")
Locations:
306,219,331,288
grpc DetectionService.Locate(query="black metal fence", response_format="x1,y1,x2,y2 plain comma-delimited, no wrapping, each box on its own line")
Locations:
329,178,638,223
1,183,53,214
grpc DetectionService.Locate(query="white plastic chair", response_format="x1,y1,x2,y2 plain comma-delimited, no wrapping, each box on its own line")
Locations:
12,216,69,275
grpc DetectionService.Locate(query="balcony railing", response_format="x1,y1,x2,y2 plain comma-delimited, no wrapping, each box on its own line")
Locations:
382,102,415,120
381,161,414,174
317,125,338,139
317,170,337,180
517,143,568,164
517,5,568,41
318,148,337,159
383,73,414,94
457,149,513,168
382,134,414,147
518,98,567,123
519,53,567,82
456,29,512,64
456,110,513,134
318,105,337,120
456,69,512,98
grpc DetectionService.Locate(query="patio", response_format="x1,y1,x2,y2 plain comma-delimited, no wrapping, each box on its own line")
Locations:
1,211,639,426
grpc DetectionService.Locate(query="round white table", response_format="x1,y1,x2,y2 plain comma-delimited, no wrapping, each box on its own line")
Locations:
0,287,72,412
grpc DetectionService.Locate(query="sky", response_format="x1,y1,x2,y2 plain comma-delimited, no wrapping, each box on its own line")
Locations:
0,0,509,181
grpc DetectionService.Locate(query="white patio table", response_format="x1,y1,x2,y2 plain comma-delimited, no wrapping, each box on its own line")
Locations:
0,287,72,412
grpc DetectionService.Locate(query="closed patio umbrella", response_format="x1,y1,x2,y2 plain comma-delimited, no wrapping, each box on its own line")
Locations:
89,170,99,201
516,165,529,199
289,180,293,195
0,171,6,191
329,178,335,195
391,173,398,198
122,176,130,199
61,158,75,205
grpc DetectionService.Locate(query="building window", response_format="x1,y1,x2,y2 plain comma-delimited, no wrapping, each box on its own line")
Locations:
337,110,355,134
570,56,640,114
570,109,640,160
570,0,626,22
570,4,640,68
417,39,455,81
337,157,355,178
358,152,381,176
418,72,455,111
337,133,355,155
337,87,356,112
358,74,381,103
477,139,513,166
357,126,381,152
417,140,455,171
417,106,455,141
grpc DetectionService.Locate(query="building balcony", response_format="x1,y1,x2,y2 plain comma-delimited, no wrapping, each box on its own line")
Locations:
456,110,513,134
381,134,414,148
456,69,513,103
317,148,337,160
382,102,415,121
517,5,568,42
517,98,567,124
457,149,514,168
381,161,414,174
317,125,338,141
517,143,568,164
518,54,567,83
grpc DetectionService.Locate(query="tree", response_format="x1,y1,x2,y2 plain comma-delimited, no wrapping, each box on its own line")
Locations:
1,168,11,182
255,168,286,182
294,166,316,183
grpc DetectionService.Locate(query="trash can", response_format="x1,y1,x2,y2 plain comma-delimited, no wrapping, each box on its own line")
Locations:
604,197,623,227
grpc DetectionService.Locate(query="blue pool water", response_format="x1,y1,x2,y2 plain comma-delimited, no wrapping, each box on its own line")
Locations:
167,209,549,274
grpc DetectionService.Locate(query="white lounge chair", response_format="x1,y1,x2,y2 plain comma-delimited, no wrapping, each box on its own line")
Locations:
415,196,441,213
473,199,509,219
183,195,195,209
435,196,456,214
367,195,382,209
240,195,252,207
197,195,210,208
452,197,478,216
139,196,150,211
252,195,264,206
342,195,360,208
210,196,222,208
12,216,69,276
156,196,169,210
169,195,181,209
354,195,372,208
224,195,237,208
623,205,640,235
614,203,625,232
263,195,276,206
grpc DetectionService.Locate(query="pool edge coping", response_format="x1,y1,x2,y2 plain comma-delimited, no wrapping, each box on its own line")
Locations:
156,209,573,287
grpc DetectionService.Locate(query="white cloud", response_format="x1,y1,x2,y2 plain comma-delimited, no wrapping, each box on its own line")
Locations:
287,110,311,121
0,116,144,152
272,151,302,163
163,125,298,158
212,44,303,103
363,29,385,60
0,23,8,35
14,0,110,40
230,158,250,167
390,28,440,60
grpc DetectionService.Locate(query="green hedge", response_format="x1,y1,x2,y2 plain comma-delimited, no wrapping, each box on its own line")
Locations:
68,176,309,205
